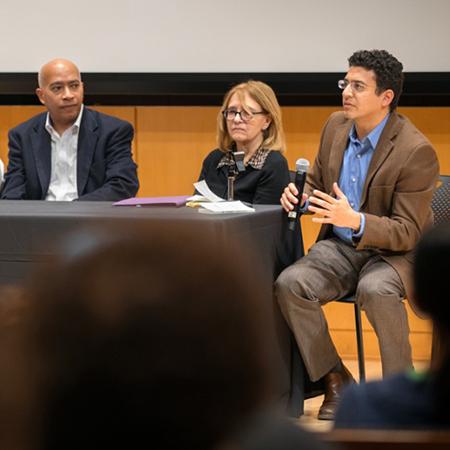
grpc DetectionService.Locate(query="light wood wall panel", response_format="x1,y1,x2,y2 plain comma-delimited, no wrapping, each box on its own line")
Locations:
288,106,450,363
0,106,44,164
133,106,345,197
401,107,450,179
0,106,136,172
135,107,217,196
326,301,433,361
287,106,450,254
282,106,340,169
1,104,448,362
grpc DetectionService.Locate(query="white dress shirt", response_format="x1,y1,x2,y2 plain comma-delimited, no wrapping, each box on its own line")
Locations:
45,106,84,201
0,158,4,187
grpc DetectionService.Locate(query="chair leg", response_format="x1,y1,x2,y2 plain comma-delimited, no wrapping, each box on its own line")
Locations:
354,303,366,382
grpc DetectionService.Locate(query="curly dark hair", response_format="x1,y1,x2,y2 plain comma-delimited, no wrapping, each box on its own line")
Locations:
348,49,404,111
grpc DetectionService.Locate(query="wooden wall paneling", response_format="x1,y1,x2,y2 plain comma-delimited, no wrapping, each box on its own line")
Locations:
330,328,432,361
398,107,450,174
89,106,136,129
1,104,448,362
281,106,450,363
136,106,218,197
282,106,340,170
282,107,341,258
0,105,136,171
89,106,138,176
0,106,44,164
286,107,450,254
325,301,433,361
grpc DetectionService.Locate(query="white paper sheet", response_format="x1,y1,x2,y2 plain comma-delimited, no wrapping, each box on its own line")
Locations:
0,159,4,187
199,201,255,214
192,180,225,202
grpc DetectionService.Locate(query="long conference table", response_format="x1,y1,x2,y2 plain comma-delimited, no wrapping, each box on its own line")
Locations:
0,200,319,416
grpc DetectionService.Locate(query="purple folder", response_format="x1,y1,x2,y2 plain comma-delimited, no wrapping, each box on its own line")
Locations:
113,195,190,207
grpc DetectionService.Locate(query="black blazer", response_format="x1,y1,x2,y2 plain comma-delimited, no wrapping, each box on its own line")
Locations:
0,108,139,201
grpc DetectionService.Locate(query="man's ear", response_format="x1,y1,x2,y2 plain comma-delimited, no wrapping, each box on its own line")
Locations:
36,88,45,106
381,89,394,108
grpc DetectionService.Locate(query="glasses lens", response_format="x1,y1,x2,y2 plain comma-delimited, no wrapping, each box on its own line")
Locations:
224,109,235,120
338,80,347,90
224,109,253,121
240,110,253,121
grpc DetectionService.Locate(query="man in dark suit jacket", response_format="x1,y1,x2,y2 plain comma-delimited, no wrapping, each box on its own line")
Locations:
276,50,439,421
0,59,138,201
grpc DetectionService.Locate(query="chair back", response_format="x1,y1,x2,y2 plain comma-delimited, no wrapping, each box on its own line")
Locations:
432,175,450,225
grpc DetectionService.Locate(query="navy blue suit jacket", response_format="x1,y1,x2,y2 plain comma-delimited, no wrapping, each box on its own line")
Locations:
0,108,139,201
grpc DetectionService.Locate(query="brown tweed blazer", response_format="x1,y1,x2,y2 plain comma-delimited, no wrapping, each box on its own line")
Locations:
306,111,439,302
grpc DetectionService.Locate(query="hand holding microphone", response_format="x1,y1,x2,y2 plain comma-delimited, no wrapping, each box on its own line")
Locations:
284,158,310,231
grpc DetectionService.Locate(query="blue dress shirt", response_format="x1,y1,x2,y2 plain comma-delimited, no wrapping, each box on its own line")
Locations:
333,114,390,244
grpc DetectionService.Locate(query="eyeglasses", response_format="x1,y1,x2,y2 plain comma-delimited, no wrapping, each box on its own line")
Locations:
338,79,374,94
223,109,266,122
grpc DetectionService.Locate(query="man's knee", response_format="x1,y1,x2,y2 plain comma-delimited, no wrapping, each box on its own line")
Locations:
275,264,317,306
356,273,404,308
275,265,301,301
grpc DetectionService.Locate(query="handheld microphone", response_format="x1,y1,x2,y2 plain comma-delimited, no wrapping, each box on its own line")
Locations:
288,158,310,231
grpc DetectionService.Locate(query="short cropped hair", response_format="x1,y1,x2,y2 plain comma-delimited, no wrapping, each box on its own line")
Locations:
348,49,404,111
217,80,286,153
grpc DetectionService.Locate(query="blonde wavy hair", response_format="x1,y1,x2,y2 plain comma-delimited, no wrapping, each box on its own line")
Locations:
217,80,286,153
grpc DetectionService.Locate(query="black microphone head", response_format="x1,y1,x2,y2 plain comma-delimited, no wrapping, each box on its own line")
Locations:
295,158,310,173
233,151,246,173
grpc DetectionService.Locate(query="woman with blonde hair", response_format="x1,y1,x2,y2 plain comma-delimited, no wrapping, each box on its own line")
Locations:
197,80,289,204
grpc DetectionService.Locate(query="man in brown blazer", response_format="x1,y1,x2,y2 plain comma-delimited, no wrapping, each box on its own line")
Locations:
276,50,439,420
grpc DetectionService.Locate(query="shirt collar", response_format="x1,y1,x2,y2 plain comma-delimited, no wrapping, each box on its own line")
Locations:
349,113,390,151
217,148,271,170
247,147,270,169
45,104,84,136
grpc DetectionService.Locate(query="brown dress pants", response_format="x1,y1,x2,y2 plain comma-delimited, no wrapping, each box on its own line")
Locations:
275,238,412,382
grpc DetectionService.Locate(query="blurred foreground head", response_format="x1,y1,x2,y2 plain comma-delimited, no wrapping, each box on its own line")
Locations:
0,224,274,450
413,223,450,334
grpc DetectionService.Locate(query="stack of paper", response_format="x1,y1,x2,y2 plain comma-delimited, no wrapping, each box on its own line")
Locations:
199,201,255,214
0,159,4,188
191,180,255,214
188,181,226,203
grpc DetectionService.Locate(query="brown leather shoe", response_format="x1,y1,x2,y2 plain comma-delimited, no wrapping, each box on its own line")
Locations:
317,364,355,420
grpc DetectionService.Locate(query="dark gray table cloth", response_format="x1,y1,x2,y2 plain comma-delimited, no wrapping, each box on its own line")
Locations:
0,200,314,416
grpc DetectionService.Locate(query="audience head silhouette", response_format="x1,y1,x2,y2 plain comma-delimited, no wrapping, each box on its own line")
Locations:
0,224,276,450
334,223,450,430
413,223,450,328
